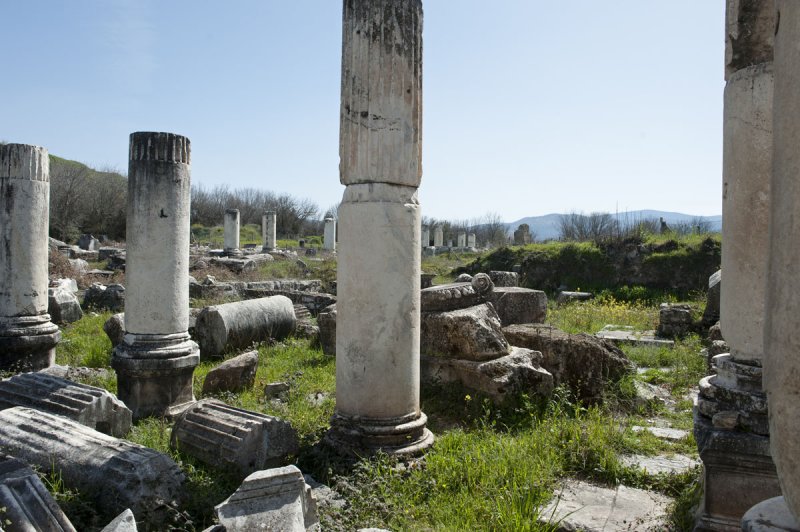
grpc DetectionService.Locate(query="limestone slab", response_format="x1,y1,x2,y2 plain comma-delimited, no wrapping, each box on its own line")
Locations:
595,325,675,348
487,286,547,326
421,303,509,361
619,454,700,476
742,496,800,531
539,480,670,531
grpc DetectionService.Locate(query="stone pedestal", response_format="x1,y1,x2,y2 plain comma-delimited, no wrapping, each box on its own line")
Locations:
0,144,60,372
694,3,779,529
112,132,199,420
764,0,800,524
224,208,242,256
323,217,336,251
326,0,432,456
262,211,276,251
433,226,443,247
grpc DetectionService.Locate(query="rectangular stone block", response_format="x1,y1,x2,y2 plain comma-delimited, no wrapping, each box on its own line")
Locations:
171,399,299,479
0,372,132,436
487,286,547,326
215,465,318,531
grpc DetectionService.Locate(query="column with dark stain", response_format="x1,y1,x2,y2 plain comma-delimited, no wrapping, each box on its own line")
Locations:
112,132,199,420
326,0,434,455
0,144,60,371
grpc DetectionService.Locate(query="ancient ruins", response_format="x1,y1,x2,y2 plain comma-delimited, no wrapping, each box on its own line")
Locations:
3,0,800,530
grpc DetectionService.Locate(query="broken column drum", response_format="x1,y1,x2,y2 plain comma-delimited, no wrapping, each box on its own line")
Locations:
327,0,433,455
0,144,61,372
224,208,241,256
112,132,200,420
262,211,277,251
693,1,781,529
323,217,336,251
764,0,800,524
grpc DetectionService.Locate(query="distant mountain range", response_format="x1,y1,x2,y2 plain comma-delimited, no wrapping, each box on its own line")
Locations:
505,210,722,241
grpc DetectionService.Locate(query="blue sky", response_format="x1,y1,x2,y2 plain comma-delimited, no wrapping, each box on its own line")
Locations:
2,1,723,222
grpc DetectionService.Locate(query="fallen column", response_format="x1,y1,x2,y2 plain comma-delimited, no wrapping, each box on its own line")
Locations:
0,372,132,436
0,453,77,532
112,132,199,420
0,144,61,371
326,0,433,456
171,399,299,479
0,407,186,526
194,296,296,358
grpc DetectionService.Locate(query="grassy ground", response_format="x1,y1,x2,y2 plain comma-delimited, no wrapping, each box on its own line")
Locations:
50,254,707,531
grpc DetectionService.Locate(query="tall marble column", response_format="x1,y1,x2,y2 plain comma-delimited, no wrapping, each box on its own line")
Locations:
693,1,781,529
223,209,241,256
421,226,430,248
112,132,199,420
433,226,443,247
759,0,800,525
323,217,336,251
457,232,466,248
0,144,60,371
468,233,476,248
262,211,276,252
326,0,433,455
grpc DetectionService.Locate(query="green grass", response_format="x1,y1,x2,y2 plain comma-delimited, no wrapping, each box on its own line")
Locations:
48,249,707,530
422,250,482,284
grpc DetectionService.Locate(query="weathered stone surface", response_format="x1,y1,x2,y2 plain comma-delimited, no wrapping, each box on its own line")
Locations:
539,480,670,531
725,0,775,78
323,218,336,251
171,399,299,479
100,509,138,532
421,303,509,361
488,271,519,287
620,454,700,476
503,324,633,402
693,412,781,531
103,312,125,347
555,291,593,304
215,465,319,531
513,224,531,246
595,325,675,348
632,425,690,442
78,234,99,251
742,496,800,532
0,143,60,372
53,278,79,293
656,303,694,338
48,286,83,324
223,209,241,256
0,407,186,526
195,296,296,358
454,273,473,283
247,280,323,293
84,283,125,312
262,211,277,251
422,347,553,404
420,273,435,289
210,256,256,273
202,351,259,395
317,305,336,357
189,276,239,300
243,288,336,315
421,274,494,312
766,5,800,521
702,270,722,328
0,453,77,532
0,372,131,436
487,286,547,326
69,258,89,274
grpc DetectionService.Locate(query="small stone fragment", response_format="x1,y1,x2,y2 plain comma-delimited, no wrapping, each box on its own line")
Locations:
100,509,138,532
202,350,259,395
103,313,125,347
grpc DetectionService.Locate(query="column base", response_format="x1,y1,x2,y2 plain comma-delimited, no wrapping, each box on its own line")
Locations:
742,496,800,531
0,316,60,372
112,333,199,421
325,411,434,457
694,411,781,531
